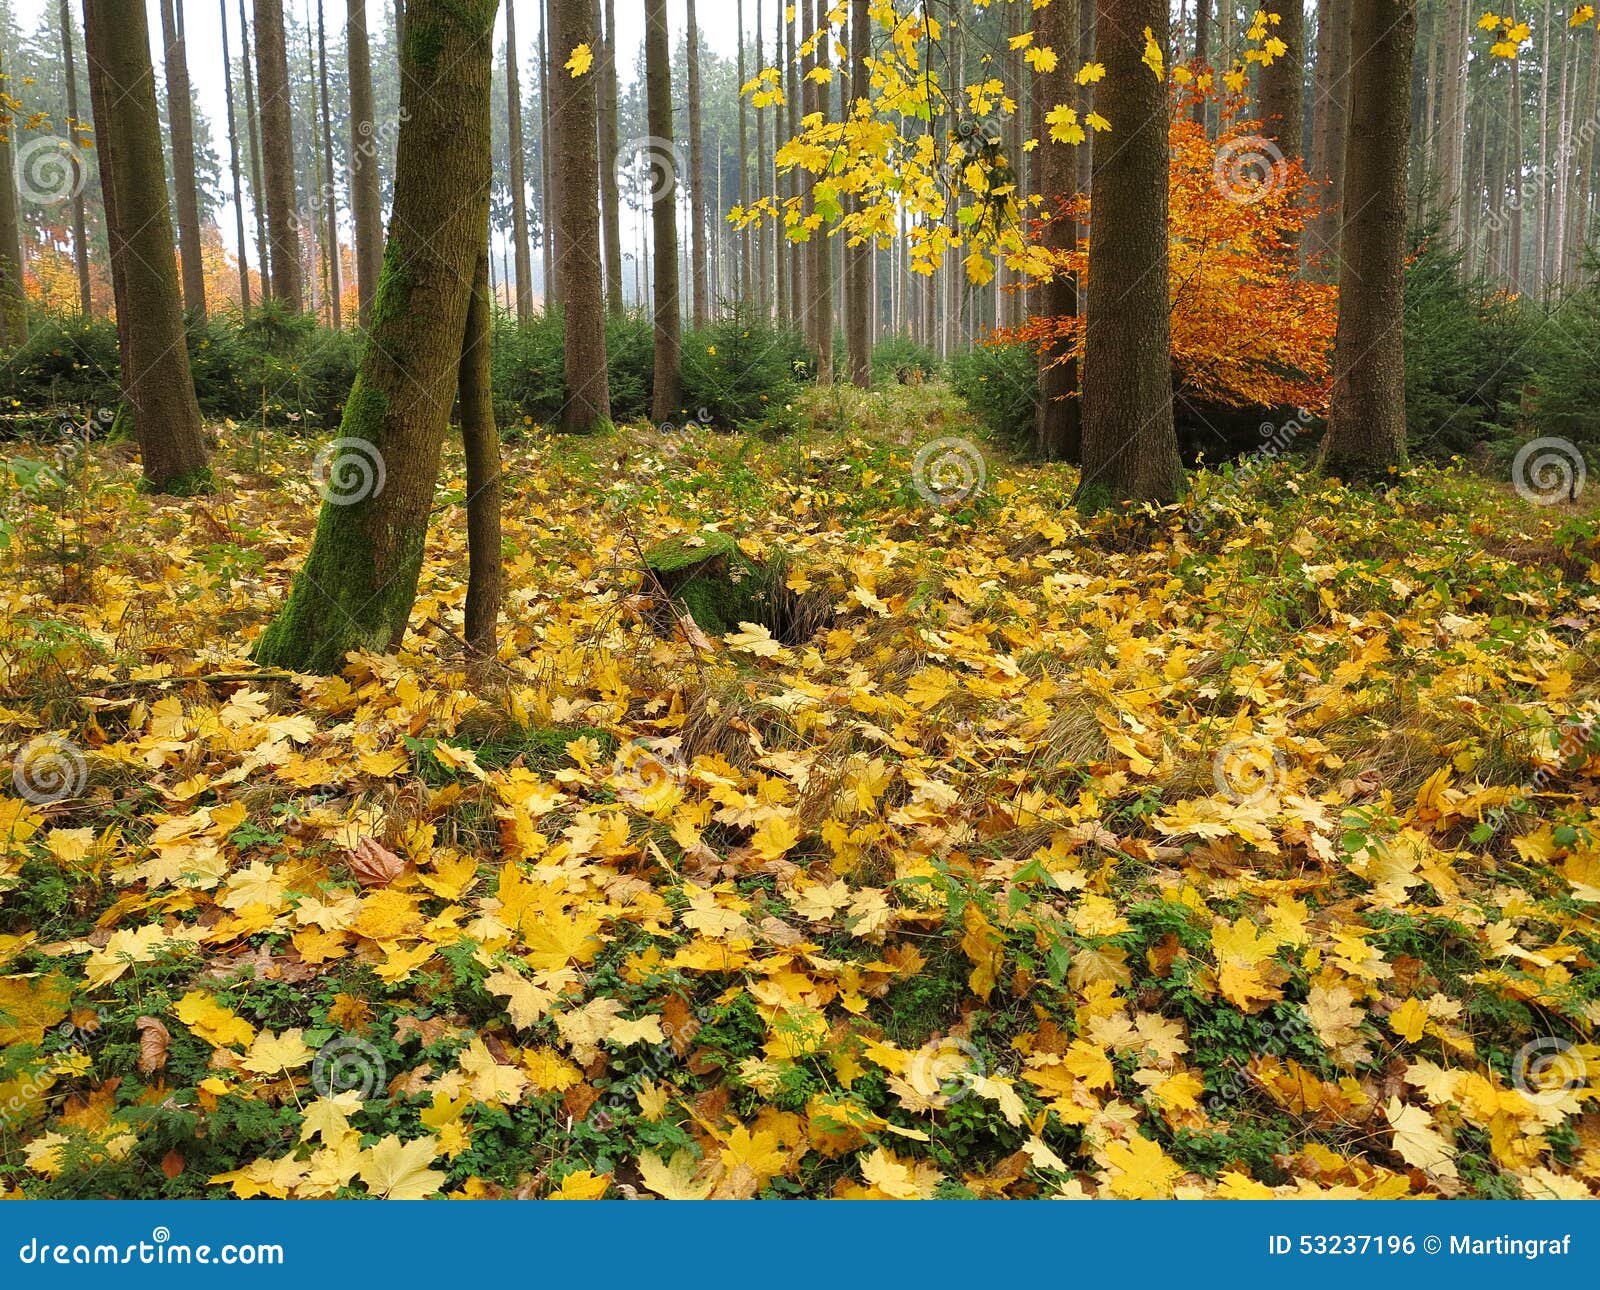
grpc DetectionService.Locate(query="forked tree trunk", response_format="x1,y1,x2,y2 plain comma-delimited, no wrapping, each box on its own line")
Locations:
550,0,610,430
82,0,211,492
1319,0,1415,482
255,0,304,310
460,250,501,666
598,0,625,315
506,0,535,321
687,0,709,326
348,0,385,326
844,0,872,387
160,0,207,319
253,0,499,672
1079,0,1181,508
1034,0,1081,462
644,0,682,420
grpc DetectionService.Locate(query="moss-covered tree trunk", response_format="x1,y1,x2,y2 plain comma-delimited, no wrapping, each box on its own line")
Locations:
159,0,207,320
551,0,611,431
506,0,535,323
686,0,709,328
253,0,499,673
0,47,29,349
254,0,303,310
844,0,872,388
460,250,501,666
1079,0,1181,508
1034,0,1081,463
1319,0,1415,483
82,0,210,493
645,0,682,422
347,0,384,327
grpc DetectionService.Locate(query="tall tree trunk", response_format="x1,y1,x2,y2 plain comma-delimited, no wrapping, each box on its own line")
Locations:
348,0,385,326
1079,0,1180,508
506,0,535,321
254,0,499,673
221,0,253,315
1437,0,1468,251
771,0,788,326
1258,0,1304,257
255,0,303,310
598,0,624,316
239,0,272,301
1320,0,1415,482
1567,26,1600,284
1034,0,1081,462
644,0,681,420
1504,1,1523,292
550,0,610,430
316,0,342,327
0,47,28,348
785,0,801,326
755,0,769,318
82,0,210,492
160,0,207,319
737,0,751,306
60,0,93,317
538,0,555,303
1190,0,1209,125
1305,0,1351,273
809,0,833,379
687,0,710,326
1536,0,1551,294
844,0,871,387
460,249,501,666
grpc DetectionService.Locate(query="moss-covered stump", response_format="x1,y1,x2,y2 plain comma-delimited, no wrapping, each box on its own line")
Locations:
642,533,788,638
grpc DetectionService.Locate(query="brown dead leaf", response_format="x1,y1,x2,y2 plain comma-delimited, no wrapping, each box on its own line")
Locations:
135,1016,170,1074
348,836,406,887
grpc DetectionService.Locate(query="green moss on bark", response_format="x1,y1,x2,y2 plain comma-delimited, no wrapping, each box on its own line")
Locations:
644,533,786,637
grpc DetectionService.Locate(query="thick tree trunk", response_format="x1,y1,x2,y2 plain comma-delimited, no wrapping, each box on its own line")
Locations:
0,46,27,348
1305,0,1351,273
82,0,211,492
597,0,624,315
254,0,304,310
645,0,682,420
550,0,611,430
222,0,253,316
316,0,342,328
239,0,272,302
253,0,499,673
844,0,871,387
687,0,710,326
348,0,385,326
460,250,501,666
1320,0,1415,482
1079,0,1180,508
60,0,93,318
506,0,535,322
160,0,207,319
1034,0,1081,462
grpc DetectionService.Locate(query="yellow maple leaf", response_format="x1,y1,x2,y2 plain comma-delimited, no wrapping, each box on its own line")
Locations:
1101,1133,1182,1198
173,991,257,1050
357,1134,446,1199
565,43,593,77
638,1149,717,1199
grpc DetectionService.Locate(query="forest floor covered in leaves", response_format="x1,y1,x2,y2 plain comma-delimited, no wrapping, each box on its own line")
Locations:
1,383,1598,1199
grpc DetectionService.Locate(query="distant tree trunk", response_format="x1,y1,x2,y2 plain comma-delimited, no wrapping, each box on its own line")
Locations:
550,0,611,431
348,0,384,326
239,0,272,301
82,0,210,492
755,0,769,317
316,0,342,328
598,0,624,315
253,0,499,673
1565,26,1600,285
771,0,788,326
644,0,682,421
1535,0,1552,294
785,0,801,326
1437,0,1468,251
687,0,709,326
1079,0,1180,508
737,0,751,306
844,0,871,387
221,0,252,315
1305,0,1351,273
254,0,303,310
0,47,28,348
60,0,94,318
1034,0,1081,462
809,0,833,380
1505,2,1524,292
1258,0,1305,253
506,0,535,321
460,249,501,666
160,0,207,320
538,0,555,301
1320,0,1415,482
1190,0,1209,126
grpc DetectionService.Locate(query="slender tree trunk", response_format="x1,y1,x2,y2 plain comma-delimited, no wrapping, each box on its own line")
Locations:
160,0,207,320
1438,0,1468,251
1190,0,1209,126
255,0,303,310
1537,0,1551,294
348,0,384,326
785,1,801,326
538,0,555,303
316,0,342,327
222,0,253,315
737,0,751,306
506,0,535,321
60,0,93,317
843,0,872,386
0,47,28,348
239,0,272,301
1320,0,1415,482
254,0,499,672
82,0,211,491
460,249,501,666
810,0,833,379
1567,26,1600,284
644,0,681,420
1079,0,1180,508
1035,0,1081,462
686,0,710,326
756,0,770,318
1305,0,1351,272
1258,0,1305,254
550,0,610,430
1504,1,1523,291
598,0,624,315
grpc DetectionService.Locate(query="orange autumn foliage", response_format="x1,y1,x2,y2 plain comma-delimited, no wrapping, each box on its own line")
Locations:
1002,92,1338,415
